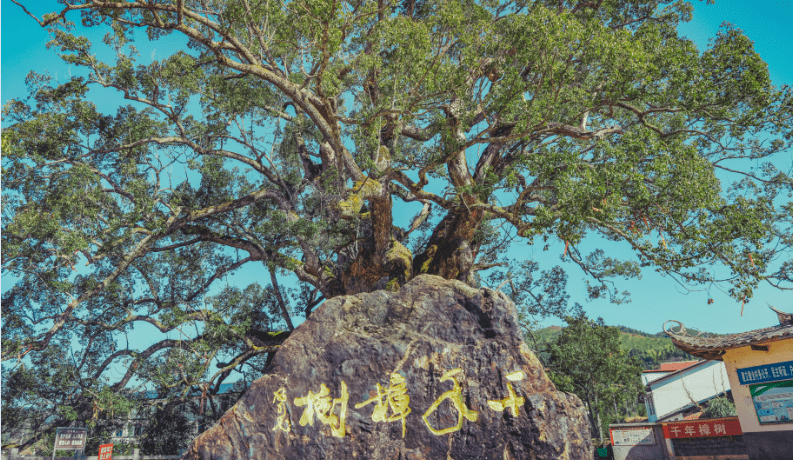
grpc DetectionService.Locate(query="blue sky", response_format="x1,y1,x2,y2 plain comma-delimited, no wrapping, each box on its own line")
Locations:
2,0,793,339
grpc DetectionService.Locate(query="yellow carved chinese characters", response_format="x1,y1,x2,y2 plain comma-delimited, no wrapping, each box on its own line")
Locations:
272,387,291,433
422,368,478,435
294,382,349,437
487,371,525,417
355,372,412,437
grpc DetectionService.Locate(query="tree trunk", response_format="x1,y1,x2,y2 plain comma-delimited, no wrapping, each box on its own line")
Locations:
583,395,600,444
333,186,416,295
596,411,604,445
333,200,484,296
412,209,484,285
594,393,604,445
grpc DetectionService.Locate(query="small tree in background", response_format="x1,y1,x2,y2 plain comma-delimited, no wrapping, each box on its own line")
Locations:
702,396,737,419
544,315,644,445
138,406,194,456
1,352,136,454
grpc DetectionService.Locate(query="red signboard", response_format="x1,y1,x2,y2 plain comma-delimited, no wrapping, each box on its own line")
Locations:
662,417,742,439
98,444,113,460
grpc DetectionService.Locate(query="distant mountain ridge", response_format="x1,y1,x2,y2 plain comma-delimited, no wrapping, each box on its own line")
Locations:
614,325,719,339
529,325,704,370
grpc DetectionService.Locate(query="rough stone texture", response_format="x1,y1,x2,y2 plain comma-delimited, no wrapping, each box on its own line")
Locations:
183,275,592,460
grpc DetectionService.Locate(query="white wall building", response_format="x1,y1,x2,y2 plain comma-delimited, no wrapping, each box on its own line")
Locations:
640,361,700,386
641,370,672,386
644,360,731,422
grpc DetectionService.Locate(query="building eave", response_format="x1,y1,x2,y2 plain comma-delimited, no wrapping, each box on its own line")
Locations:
663,320,793,361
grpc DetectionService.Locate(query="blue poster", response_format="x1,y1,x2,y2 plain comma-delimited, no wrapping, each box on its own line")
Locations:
750,380,793,425
737,361,793,385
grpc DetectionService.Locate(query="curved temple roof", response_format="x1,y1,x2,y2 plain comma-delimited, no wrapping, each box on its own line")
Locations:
664,318,793,361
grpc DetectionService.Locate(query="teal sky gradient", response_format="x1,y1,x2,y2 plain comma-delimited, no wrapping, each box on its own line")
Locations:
2,1,792,344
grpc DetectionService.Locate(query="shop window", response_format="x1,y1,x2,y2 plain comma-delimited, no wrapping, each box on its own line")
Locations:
646,395,656,416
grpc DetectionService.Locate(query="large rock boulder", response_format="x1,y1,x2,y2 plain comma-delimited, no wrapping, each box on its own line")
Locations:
184,275,592,460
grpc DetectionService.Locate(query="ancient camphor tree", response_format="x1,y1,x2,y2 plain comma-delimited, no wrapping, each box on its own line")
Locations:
2,0,792,448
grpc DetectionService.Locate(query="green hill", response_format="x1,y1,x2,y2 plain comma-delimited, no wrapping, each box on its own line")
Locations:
528,325,700,370
615,325,655,337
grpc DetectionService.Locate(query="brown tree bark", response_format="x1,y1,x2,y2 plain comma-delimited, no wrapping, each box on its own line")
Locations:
412,210,484,285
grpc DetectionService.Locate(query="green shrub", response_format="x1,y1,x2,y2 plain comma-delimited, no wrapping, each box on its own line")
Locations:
702,397,737,419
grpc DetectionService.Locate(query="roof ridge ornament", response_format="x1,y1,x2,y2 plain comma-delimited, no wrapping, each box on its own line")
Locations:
768,304,793,326
663,320,687,337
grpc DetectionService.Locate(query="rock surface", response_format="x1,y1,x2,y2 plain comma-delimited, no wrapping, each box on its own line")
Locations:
183,275,592,460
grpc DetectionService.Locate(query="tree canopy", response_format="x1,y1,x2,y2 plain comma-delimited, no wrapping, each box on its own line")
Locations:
2,0,793,448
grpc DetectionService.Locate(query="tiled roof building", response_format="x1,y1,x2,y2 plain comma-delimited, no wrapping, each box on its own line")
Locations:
664,307,793,460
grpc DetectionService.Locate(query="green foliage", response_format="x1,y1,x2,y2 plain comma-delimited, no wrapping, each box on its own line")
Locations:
530,324,703,370
3,0,793,449
620,334,698,369
702,396,737,419
138,406,193,455
542,315,645,443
